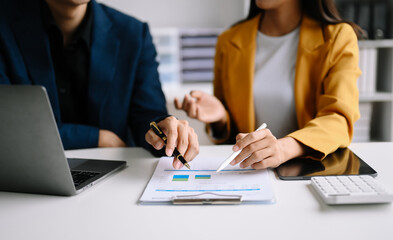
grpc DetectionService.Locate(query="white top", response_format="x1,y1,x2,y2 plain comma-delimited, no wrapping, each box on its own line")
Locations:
253,28,299,138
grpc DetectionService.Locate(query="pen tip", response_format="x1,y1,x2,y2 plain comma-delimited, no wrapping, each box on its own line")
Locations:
184,163,191,170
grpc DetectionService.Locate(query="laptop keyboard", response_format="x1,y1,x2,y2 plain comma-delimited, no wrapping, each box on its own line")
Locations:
71,170,100,187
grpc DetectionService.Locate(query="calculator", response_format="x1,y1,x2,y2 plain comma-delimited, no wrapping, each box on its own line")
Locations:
310,175,393,205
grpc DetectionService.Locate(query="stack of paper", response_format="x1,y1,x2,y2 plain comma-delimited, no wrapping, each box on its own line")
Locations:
358,47,378,94
151,28,181,86
353,103,373,142
179,28,222,82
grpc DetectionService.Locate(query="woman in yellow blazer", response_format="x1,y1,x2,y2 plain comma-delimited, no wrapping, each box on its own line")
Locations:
175,0,362,169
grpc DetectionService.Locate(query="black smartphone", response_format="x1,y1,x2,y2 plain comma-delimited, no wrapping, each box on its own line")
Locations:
275,148,377,180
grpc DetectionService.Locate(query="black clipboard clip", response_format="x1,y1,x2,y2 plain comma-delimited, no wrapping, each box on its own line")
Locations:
172,192,242,205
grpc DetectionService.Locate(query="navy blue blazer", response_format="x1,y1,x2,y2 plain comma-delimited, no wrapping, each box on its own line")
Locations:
0,0,168,150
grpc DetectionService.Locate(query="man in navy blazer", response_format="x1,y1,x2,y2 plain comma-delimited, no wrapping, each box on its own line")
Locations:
0,0,199,169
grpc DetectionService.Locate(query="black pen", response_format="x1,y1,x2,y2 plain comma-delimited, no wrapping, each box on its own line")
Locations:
149,121,191,170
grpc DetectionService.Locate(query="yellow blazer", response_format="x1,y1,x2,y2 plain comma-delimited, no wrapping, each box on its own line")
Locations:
212,14,361,159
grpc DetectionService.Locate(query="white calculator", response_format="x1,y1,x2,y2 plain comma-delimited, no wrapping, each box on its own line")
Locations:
311,175,393,205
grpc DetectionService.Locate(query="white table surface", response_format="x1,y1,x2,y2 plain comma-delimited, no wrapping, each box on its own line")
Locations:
0,143,392,240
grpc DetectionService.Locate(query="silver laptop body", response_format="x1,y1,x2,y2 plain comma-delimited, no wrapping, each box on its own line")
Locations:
0,85,126,196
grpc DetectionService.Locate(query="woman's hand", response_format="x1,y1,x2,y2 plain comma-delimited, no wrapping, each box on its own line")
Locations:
174,90,227,124
230,129,306,169
145,116,199,169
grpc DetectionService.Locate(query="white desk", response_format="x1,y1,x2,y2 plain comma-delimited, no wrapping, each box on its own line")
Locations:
0,143,392,240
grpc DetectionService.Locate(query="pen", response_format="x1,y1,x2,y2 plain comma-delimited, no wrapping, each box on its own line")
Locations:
216,123,267,172
149,121,191,170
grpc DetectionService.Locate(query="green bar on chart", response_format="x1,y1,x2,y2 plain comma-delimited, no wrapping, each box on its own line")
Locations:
195,175,211,180
172,175,189,181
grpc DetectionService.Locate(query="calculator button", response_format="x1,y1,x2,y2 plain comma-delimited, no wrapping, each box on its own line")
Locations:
311,176,393,205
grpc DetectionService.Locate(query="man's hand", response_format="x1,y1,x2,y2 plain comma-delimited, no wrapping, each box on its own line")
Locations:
145,116,199,169
98,129,126,148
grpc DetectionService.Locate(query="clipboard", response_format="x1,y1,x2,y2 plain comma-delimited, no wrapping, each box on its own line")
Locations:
139,156,276,205
172,192,242,205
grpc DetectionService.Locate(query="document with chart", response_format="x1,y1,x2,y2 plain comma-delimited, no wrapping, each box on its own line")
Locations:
139,156,275,204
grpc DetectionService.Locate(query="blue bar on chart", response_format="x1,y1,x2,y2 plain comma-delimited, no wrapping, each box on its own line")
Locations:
195,175,211,179
172,175,189,181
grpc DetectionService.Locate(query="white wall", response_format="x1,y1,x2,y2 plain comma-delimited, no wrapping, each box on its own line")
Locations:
98,0,247,29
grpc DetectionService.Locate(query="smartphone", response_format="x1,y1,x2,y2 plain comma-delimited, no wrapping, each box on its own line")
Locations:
275,148,377,180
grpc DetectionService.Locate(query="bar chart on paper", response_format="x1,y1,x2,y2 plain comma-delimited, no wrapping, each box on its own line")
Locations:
139,156,276,204
161,169,261,192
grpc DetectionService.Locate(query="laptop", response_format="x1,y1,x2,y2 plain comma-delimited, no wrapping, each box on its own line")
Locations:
0,85,126,196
